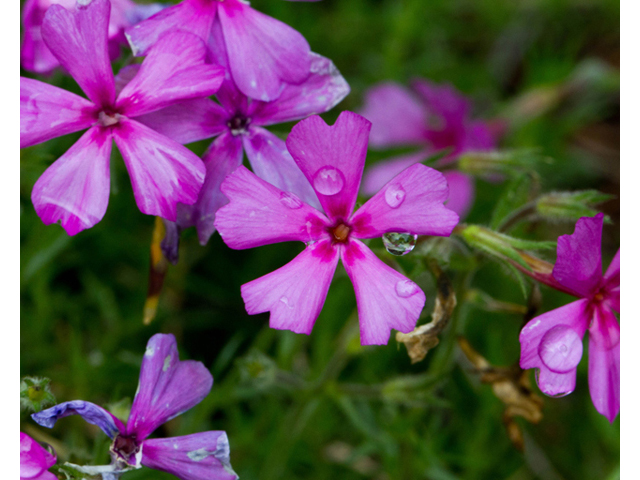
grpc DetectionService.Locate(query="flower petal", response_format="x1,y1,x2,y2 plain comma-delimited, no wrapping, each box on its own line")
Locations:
588,306,620,422
218,0,311,101
286,111,371,220
134,98,228,145
361,150,430,196
177,132,244,245
411,79,470,125
113,119,205,221
141,432,238,480
215,165,329,249
116,31,225,117
20,77,97,148
251,53,350,126
341,239,426,345
31,127,112,235
20,432,57,480
127,333,213,440
442,171,475,218
350,164,459,239
535,367,577,398
358,82,427,148
243,127,320,209
41,0,115,106
603,249,620,312
552,213,604,297
463,120,497,151
31,400,123,439
241,239,339,335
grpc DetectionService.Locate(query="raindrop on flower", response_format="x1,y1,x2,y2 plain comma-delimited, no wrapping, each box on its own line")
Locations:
395,279,420,298
534,369,574,398
538,324,583,373
313,166,345,196
384,183,406,208
279,191,303,209
382,232,417,256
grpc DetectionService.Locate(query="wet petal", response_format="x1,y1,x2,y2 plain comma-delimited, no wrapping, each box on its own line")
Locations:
243,127,319,209
588,306,620,422
20,77,96,148
128,334,213,439
535,367,577,398
41,0,115,106
341,239,426,345
116,31,225,117
358,82,427,148
552,213,604,297
286,111,370,220
442,171,475,218
31,127,112,236
215,166,329,249
241,239,339,335
351,164,459,239
31,400,123,439
20,432,57,480
113,119,205,221
218,0,311,101
361,151,430,196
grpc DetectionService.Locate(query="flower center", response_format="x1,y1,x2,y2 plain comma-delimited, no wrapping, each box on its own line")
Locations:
331,223,350,243
98,110,121,127
111,434,140,466
228,114,250,136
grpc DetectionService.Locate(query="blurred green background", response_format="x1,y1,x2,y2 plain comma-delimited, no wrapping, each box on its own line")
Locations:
20,0,620,479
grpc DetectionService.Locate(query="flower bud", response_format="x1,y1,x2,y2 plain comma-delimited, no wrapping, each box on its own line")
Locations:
536,190,612,223
20,377,56,413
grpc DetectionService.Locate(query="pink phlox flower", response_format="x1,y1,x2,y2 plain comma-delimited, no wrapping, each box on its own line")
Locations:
359,79,500,218
21,0,226,235
125,0,314,102
130,39,349,251
20,433,57,480
519,213,620,422
21,0,166,74
32,334,238,480
213,112,459,345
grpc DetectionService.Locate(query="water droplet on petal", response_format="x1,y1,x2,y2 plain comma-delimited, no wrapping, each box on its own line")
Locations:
384,183,406,208
538,325,583,373
313,166,345,196
395,279,420,298
280,296,294,310
279,191,303,209
383,232,418,256
534,369,574,398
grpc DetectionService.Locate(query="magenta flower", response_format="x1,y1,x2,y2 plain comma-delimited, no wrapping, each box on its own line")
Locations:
20,433,56,480
21,0,225,235
32,334,237,480
519,213,620,422
214,112,459,345
126,0,314,102
133,45,349,247
21,0,165,74
359,80,498,218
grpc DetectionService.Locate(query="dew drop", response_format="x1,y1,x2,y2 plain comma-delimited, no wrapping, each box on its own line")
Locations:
384,183,406,208
313,166,345,196
383,232,418,256
538,325,583,373
534,369,574,398
279,191,303,209
395,279,420,298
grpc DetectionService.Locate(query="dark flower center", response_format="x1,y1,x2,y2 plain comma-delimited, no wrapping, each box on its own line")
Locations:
111,434,141,465
228,114,250,135
331,223,351,243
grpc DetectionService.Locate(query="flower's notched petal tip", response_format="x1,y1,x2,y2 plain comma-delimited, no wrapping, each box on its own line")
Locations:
31,400,123,439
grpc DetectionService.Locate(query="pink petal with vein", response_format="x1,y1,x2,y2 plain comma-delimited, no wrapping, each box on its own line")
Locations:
588,306,620,422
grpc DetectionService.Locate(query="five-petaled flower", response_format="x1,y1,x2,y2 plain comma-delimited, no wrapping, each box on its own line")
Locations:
32,334,238,480
519,213,620,422
214,111,459,345
20,433,57,480
20,0,225,235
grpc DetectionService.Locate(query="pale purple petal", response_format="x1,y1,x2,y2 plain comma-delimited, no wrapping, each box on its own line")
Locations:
603,249,620,312
341,239,426,345
351,164,459,239
134,98,228,144
358,82,427,148
20,77,97,148
32,127,112,235
552,213,604,297
286,111,371,220
31,400,124,439
113,119,205,221
241,239,339,334
411,79,470,125
127,333,213,440
20,432,57,480
124,0,217,57
442,171,475,218
361,150,430,196
215,166,329,249
218,0,311,101
588,305,620,422
463,120,497,151
243,127,320,209
177,132,244,245
251,53,350,126
142,432,238,480
116,31,225,117
41,0,115,106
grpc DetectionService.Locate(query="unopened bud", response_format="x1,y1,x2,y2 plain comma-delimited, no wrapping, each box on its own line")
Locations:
457,148,551,178
536,190,612,223
20,377,56,413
